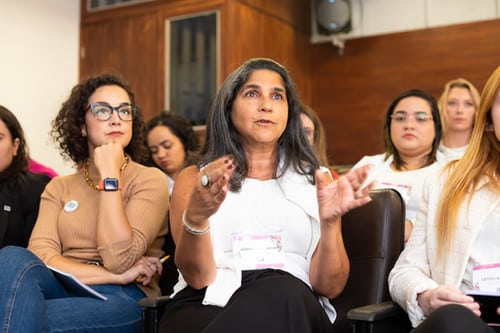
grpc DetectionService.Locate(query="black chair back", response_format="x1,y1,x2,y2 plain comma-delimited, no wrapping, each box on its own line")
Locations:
331,189,405,332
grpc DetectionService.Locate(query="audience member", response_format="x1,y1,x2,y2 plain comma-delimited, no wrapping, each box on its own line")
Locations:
0,105,50,248
388,66,500,332
301,105,339,179
437,78,480,162
352,89,442,243
157,58,374,332
145,111,200,294
0,74,169,332
145,110,200,195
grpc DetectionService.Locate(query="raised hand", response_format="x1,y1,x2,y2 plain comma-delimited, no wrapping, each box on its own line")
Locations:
315,164,375,223
183,155,236,226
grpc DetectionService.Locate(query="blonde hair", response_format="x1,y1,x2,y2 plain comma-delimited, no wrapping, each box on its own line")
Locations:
438,78,480,135
436,68,500,256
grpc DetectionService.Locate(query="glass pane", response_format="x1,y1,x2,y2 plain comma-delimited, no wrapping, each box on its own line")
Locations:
168,12,218,125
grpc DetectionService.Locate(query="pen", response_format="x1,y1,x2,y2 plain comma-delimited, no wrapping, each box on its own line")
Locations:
160,255,170,263
135,255,170,283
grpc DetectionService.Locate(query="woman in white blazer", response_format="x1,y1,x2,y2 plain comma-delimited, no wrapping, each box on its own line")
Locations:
389,65,500,333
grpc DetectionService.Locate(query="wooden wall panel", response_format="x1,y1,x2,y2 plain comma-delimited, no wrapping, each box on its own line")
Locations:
221,0,311,102
311,19,500,165
80,0,309,122
80,11,163,119
80,1,500,168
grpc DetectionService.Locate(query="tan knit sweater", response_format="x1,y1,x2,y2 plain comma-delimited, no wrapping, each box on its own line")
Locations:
28,160,169,297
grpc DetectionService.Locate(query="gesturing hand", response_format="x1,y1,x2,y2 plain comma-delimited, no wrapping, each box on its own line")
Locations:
315,165,375,224
184,155,236,226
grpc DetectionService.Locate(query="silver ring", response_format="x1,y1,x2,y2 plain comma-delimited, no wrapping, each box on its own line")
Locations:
201,174,210,187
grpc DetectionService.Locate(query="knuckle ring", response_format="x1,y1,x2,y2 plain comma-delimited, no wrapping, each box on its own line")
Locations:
201,174,210,187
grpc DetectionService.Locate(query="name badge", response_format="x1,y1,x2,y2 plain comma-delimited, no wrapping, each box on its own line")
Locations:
232,231,284,270
473,263,500,292
377,181,412,204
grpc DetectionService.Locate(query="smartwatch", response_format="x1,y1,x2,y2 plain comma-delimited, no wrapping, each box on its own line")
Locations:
98,178,121,191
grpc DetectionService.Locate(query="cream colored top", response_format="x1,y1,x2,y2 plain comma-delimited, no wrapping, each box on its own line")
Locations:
389,167,500,327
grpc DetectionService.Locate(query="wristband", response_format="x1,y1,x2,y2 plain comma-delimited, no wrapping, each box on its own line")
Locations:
182,210,210,236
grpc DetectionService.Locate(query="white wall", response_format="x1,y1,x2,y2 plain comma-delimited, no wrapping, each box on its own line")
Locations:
0,0,80,176
312,0,500,44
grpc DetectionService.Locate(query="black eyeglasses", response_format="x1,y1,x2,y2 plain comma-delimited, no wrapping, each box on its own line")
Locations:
390,111,433,124
86,102,138,121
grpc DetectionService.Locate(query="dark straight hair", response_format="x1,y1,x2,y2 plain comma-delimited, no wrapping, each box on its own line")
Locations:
382,89,442,170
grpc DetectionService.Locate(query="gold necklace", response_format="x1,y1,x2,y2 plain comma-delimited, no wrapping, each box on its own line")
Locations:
83,156,129,190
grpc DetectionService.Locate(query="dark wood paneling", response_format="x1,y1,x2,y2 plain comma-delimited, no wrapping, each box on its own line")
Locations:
80,1,500,166
311,19,500,165
80,0,309,121
222,0,311,102
80,11,163,119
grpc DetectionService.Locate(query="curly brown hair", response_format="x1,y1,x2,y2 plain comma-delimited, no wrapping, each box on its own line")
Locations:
51,74,148,166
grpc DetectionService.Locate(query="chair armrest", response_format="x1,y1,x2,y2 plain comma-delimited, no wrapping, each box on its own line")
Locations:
137,295,171,309
347,300,406,322
137,296,171,333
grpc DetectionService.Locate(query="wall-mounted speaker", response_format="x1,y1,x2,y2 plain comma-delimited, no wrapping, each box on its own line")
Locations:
314,0,352,35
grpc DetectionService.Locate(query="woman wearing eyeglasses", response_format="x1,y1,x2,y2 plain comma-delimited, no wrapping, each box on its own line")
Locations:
0,74,169,332
351,89,442,243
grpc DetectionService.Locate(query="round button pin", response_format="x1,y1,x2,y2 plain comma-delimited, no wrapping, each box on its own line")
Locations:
64,200,78,213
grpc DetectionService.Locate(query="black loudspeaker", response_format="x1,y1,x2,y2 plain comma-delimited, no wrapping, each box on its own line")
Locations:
314,0,351,35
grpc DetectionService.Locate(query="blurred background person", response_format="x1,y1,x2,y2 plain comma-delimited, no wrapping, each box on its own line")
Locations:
437,78,480,162
352,89,442,243
0,104,50,248
145,111,200,294
145,111,200,195
301,105,339,179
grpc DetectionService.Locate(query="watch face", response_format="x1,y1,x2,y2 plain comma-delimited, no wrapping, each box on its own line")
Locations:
104,178,119,191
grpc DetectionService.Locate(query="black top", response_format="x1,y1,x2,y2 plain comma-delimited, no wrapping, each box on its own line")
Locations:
0,171,51,248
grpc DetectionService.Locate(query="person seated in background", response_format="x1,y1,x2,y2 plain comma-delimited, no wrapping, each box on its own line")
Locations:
389,65,500,333
352,89,442,243
0,74,169,332
436,78,480,162
157,57,374,332
145,111,200,294
301,105,339,179
28,158,58,179
0,105,50,248
145,110,200,195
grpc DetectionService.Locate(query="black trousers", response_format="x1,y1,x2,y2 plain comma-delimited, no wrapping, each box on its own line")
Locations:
158,269,334,333
413,304,499,333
